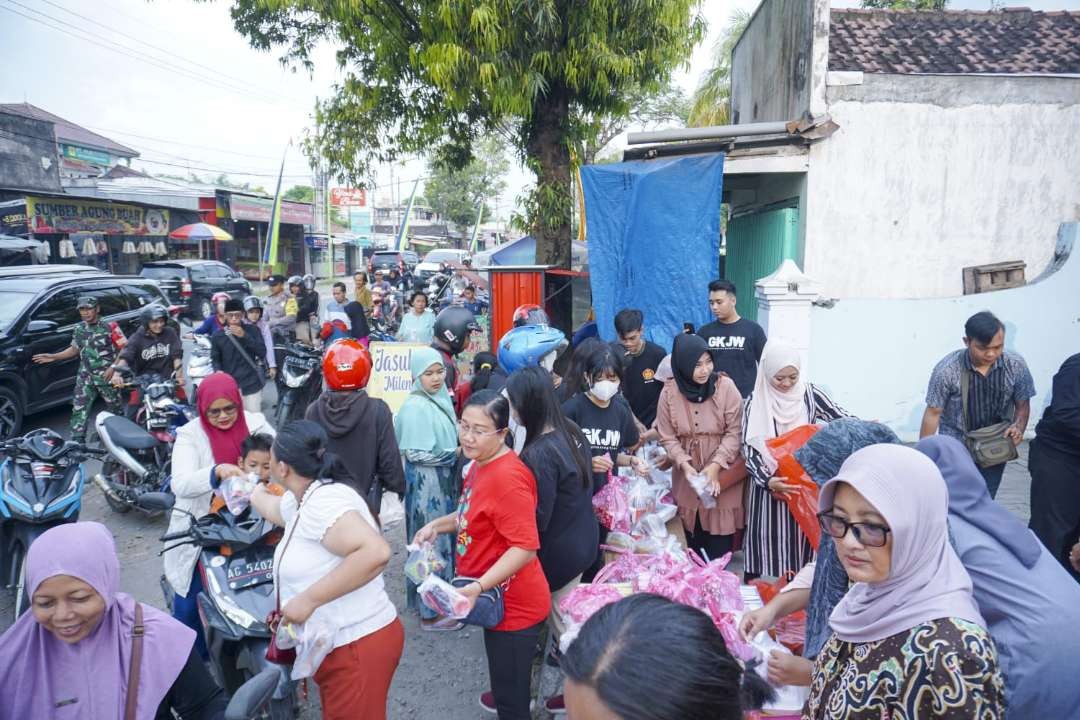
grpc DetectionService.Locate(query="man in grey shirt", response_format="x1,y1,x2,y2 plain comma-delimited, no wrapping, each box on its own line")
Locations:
920,311,1035,497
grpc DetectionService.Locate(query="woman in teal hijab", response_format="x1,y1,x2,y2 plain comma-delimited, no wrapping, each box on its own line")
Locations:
394,347,461,629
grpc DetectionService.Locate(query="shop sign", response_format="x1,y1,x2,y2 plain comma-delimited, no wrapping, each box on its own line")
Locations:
0,201,28,236
331,188,366,207
25,196,169,236
366,342,427,415
224,192,314,225
304,234,328,250
60,144,112,166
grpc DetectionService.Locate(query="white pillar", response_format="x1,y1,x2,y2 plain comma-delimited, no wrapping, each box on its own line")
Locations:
755,259,824,376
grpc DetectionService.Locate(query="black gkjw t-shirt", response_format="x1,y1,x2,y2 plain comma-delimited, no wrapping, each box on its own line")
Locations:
697,317,767,397
561,392,640,493
120,326,183,377
611,340,667,427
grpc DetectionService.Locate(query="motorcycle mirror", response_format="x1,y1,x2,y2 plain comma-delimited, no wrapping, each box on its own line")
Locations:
136,492,176,512
224,667,282,720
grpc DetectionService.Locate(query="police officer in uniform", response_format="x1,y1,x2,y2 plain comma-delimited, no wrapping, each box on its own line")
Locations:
32,295,122,442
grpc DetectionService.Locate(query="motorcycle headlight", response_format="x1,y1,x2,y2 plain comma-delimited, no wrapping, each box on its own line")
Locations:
204,570,257,628
46,468,81,512
284,369,309,388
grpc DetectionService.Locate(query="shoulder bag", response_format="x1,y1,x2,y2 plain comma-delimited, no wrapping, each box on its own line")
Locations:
961,370,1018,469
225,329,268,384
266,483,326,664
124,603,144,720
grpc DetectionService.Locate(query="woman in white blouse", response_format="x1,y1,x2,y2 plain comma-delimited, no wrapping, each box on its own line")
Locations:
250,420,402,720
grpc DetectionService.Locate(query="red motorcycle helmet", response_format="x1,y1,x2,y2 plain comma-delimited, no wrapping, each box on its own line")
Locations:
512,303,550,327
322,338,373,391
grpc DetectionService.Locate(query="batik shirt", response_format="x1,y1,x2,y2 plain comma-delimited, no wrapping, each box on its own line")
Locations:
72,321,117,373
803,618,1005,720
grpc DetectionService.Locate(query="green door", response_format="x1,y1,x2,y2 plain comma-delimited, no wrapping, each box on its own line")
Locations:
724,206,800,321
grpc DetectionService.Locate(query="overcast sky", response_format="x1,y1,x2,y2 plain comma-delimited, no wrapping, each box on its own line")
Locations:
1,0,1074,217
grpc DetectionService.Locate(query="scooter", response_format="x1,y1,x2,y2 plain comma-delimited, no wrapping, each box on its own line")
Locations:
187,334,214,403
0,430,106,618
139,492,296,719
273,341,322,429
92,409,174,515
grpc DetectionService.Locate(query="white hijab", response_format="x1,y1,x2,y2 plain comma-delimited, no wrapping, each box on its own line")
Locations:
745,341,808,474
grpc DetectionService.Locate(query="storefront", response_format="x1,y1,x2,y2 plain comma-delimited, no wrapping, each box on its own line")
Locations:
214,191,313,279
0,193,187,273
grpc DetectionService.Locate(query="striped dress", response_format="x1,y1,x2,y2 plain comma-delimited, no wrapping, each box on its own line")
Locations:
742,384,849,577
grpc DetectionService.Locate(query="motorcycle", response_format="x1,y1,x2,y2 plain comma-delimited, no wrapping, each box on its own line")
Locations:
93,372,191,514
273,341,322,429
138,491,296,719
0,429,106,618
187,334,214,402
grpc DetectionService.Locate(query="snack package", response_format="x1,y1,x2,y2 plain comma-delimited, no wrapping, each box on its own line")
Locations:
558,583,626,625
219,473,258,515
592,473,631,532
417,574,472,619
686,473,717,509
291,617,335,680
404,542,449,585
273,618,300,650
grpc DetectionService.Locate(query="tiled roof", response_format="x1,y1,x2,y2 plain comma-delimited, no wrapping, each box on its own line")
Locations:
0,102,138,157
829,8,1080,75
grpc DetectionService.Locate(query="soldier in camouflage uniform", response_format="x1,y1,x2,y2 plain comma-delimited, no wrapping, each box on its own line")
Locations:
31,295,122,442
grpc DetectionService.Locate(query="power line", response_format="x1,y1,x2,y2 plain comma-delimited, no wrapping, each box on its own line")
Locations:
34,0,301,102
85,126,294,162
0,1,293,106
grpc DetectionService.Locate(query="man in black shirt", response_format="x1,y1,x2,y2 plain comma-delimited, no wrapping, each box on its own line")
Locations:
112,305,185,414
610,308,666,428
696,279,767,397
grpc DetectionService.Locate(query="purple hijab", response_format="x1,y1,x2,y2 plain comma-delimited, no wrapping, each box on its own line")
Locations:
0,522,194,719
821,444,984,643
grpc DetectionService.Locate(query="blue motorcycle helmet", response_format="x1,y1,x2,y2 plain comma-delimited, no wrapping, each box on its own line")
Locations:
498,324,568,374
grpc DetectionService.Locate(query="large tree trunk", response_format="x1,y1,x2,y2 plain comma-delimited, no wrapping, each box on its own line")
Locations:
525,87,572,269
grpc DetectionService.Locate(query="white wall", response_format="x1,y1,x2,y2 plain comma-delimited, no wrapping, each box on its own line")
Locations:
806,223,1079,442
804,74,1080,299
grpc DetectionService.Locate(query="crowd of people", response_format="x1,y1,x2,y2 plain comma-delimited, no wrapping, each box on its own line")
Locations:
9,265,1080,720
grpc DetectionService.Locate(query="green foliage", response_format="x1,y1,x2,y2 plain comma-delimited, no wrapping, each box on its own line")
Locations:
862,0,947,7
688,9,750,128
221,0,705,266
580,79,690,164
425,135,509,228
283,185,314,202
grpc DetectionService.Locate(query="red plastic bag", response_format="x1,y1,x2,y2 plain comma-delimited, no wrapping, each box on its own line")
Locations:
748,577,807,656
766,425,822,550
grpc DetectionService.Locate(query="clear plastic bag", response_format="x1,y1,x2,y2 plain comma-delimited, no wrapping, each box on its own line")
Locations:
291,617,335,680
273,618,300,650
417,574,472,619
219,473,258,515
404,542,448,585
686,473,716,509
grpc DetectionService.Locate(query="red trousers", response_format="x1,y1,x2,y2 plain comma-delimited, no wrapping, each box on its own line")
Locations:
313,618,405,720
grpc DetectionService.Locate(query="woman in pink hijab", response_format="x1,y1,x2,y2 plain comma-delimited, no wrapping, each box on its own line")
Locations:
0,522,226,719
804,444,1005,719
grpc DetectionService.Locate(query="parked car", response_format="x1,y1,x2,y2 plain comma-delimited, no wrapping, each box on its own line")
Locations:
0,264,102,278
368,249,419,277
0,273,177,440
140,260,251,321
415,248,471,281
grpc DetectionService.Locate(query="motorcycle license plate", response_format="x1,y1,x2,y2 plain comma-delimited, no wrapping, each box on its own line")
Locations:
226,552,274,590
287,356,317,370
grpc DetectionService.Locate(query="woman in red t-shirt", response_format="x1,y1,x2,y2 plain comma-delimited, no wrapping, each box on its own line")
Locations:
414,389,550,719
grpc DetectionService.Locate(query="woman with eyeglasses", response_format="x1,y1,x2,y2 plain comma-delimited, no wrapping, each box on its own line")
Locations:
804,444,1004,719
413,390,550,720
165,371,275,654
394,347,461,630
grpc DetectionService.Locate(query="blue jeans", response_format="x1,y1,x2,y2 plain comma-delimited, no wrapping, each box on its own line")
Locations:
979,462,1006,499
172,567,208,659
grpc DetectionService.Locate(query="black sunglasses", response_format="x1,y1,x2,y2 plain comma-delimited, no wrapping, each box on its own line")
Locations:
817,512,891,548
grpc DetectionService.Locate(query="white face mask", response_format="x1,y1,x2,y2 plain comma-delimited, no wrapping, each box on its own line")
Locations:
503,393,527,453
590,379,620,402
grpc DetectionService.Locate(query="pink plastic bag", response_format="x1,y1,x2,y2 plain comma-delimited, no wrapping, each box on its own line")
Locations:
558,583,625,625
592,473,631,532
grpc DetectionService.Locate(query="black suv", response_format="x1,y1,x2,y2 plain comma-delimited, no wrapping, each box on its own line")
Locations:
140,260,251,321
0,273,175,439
368,250,419,276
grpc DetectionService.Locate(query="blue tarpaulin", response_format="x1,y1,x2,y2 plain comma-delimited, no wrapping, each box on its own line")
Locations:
581,153,724,350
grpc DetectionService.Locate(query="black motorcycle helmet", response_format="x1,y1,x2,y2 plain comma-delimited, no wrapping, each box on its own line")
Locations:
433,306,481,355
140,304,168,328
